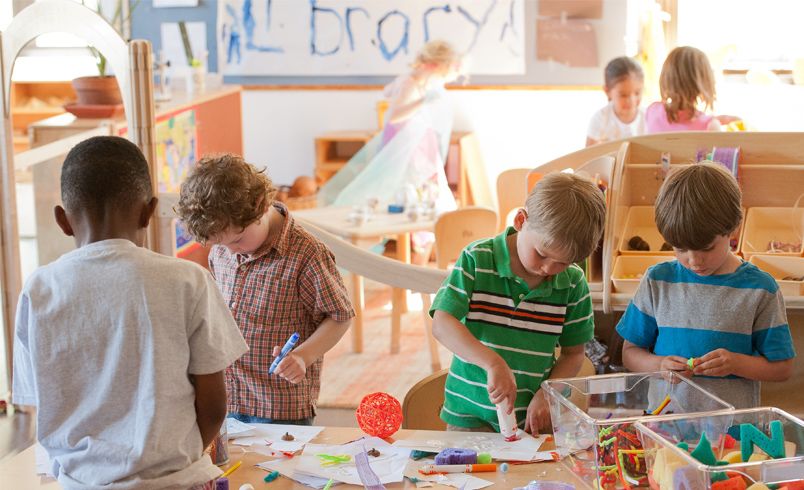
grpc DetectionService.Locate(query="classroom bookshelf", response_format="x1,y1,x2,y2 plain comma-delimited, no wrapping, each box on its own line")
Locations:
533,132,804,312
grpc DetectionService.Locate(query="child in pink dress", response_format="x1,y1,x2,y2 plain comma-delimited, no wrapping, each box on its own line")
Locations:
645,46,722,133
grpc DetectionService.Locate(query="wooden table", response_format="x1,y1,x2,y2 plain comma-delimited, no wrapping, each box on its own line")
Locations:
293,207,436,355
0,428,585,488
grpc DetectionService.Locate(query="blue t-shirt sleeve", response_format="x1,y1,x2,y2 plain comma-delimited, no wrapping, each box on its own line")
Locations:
616,275,658,350
752,289,795,361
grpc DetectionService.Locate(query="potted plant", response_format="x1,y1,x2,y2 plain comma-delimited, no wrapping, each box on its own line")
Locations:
70,0,139,109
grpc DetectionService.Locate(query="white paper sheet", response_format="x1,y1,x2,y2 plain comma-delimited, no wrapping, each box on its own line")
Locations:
258,458,333,489
227,422,324,454
225,418,257,438
293,436,411,486
392,431,549,461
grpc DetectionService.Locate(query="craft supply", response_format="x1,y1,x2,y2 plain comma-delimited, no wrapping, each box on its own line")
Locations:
209,423,230,466
322,479,334,490
410,450,437,460
690,433,717,465
740,420,784,460
269,332,300,374
650,395,671,415
355,392,403,438
355,447,387,490
215,477,229,490
687,357,697,370
435,448,477,465
388,204,405,214
477,453,492,464
419,463,497,475
281,432,295,441
220,460,242,478
367,448,381,457
263,470,280,483
239,484,255,490
500,462,510,473
316,453,352,466
496,401,520,441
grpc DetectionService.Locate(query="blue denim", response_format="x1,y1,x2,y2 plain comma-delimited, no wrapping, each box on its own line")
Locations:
227,413,314,426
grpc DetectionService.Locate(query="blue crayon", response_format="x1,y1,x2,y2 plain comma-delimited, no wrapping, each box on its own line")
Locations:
269,332,300,374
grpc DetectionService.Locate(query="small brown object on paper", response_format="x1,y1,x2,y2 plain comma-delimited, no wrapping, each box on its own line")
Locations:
536,18,599,68
538,0,603,19
281,432,295,441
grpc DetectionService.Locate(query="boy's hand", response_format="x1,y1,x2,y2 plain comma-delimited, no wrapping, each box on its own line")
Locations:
659,355,691,383
486,359,517,410
524,390,551,434
272,346,306,384
694,349,737,377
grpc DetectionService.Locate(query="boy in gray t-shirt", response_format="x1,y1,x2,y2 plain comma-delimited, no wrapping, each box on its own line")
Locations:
12,136,248,489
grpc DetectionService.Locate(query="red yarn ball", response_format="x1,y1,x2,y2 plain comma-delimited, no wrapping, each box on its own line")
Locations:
355,392,403,438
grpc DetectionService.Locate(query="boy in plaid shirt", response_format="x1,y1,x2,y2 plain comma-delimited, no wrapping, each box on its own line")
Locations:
177,154,354,424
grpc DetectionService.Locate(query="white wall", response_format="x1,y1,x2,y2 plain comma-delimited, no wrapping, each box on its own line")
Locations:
242,88,608,194
242,81,804,196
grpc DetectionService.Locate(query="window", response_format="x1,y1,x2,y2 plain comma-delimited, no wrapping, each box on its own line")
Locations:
677,0,804,71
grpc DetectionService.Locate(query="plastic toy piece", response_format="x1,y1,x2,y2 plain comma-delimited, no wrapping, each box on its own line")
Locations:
687,358,696,370
263,470,280,483
651,395,672,415
435,448,477,465
712,475,747,490
740,421,784,461
690,432,718,466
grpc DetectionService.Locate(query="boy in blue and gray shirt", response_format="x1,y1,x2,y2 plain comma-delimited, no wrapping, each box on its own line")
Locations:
617,162,794,408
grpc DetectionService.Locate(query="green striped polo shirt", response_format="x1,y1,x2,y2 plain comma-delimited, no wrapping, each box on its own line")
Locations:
430,227,594,429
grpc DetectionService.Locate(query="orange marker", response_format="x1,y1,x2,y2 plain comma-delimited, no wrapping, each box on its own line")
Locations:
419,463,497,475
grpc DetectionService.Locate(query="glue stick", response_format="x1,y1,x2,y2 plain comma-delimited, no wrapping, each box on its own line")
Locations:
496,401,518,440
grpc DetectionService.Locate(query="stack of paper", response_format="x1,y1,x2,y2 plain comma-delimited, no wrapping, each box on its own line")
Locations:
226,420,324,455
258,436,411,487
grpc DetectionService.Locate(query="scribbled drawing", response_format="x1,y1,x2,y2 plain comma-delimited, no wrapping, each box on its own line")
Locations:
225,4,242,64
156,111,198,194
423,4,451,42
217,1,525,76
457,0,496,51
345,6,369,51
499,0,521,55
376,10,410,61
244,0,283,52
310,0,343,56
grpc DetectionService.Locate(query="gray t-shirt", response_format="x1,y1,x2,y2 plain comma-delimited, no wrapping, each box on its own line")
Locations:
13,239,248,489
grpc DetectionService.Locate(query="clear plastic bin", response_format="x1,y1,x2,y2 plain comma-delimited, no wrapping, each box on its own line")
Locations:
635,407,804,489
748,255,804,297
611,255,673,293
542,372,734,489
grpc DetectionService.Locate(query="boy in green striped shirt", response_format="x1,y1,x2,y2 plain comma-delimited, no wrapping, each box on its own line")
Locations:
431,172,606,433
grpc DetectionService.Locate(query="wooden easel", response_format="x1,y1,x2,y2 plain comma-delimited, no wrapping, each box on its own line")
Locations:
0,0,156,392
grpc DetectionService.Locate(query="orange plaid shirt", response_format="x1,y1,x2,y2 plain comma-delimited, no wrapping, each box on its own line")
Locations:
209,203,354,420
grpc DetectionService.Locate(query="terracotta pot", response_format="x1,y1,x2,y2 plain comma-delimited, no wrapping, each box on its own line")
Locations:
71,76,122,105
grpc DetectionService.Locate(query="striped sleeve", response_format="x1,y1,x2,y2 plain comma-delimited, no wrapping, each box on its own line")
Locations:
430,248,476,320
752,289,795,361
558,270,594,347
616,275,658,349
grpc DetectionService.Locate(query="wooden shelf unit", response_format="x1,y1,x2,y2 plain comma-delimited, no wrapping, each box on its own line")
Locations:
533,132,804,311
10,81,75,153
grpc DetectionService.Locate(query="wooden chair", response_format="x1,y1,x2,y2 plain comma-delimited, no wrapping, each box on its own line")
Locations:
402,369,448,430
434,206,499,269
496,168,531,231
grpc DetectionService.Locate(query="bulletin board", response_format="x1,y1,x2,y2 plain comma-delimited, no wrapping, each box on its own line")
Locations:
131,0,630,86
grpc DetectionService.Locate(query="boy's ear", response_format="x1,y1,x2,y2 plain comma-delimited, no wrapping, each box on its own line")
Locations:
513,208,527,232
139,197,159,228
53,205,74,237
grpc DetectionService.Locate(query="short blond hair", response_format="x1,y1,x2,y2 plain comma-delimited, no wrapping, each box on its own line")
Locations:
414,40,459,69
525,172,606,263
655,162,742,251
175,154,277,243
660,46,716,123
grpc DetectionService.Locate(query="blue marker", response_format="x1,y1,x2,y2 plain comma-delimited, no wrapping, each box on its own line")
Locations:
269,332,300,374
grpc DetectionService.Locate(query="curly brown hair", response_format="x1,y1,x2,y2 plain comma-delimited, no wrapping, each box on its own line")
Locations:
175,153,277,243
